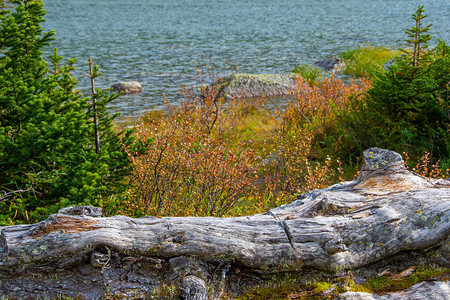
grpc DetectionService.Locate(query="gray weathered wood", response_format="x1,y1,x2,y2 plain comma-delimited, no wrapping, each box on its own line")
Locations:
0,148,449,298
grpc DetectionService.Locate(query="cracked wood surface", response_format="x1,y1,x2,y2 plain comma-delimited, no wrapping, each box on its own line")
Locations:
0,148,449,298
2,185,446,273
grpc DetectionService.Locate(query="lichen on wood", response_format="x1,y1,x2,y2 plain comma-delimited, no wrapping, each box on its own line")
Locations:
0,148,448,299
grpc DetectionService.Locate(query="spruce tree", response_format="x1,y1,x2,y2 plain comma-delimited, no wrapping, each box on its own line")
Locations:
0,0,133,223
401,5,432,68
336,6,449,166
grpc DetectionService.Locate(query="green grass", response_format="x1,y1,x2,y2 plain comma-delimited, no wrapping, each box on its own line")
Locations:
340,45,402,77
292,64,325,86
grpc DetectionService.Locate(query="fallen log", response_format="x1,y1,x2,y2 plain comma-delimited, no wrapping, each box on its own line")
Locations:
0,148,449,299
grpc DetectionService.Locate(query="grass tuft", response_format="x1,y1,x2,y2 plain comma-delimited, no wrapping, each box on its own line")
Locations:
340,45,402,77
292,64,325,86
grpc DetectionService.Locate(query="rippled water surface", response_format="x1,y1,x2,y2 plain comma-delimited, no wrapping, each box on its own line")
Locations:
42,0,450,118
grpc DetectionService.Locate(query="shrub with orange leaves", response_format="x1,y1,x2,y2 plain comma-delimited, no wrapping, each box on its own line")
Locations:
287,74,371,138
280,74,371,178
124,80,259,217
261,125,333,195
403,151,449,179
109,70,369,218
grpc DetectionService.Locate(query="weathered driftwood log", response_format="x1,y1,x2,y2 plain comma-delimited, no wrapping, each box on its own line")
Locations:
0,148,449,299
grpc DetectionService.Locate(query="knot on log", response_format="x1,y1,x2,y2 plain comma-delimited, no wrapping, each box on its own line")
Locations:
354,148,433,193
57,206,102,217
180,275,208,300
323,238,348,254
173,234,185,243
90,245,111,268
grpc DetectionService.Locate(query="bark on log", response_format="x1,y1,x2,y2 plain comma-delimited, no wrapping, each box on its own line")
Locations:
0,148,449,299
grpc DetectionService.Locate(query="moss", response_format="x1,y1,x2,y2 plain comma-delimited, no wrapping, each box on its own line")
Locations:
350,284,373,293
151,283,178,299
238,285,289,300
237,266,449,299
236,272,339,300
310,281,334,292
352,266,449,294
359,275,411,293
239,282,338,300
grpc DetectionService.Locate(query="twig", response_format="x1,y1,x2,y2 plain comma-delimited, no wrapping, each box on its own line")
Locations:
88,57,100,154
0,188,34,202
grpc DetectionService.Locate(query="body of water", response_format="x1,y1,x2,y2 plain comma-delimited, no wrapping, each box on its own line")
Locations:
42,0,450,119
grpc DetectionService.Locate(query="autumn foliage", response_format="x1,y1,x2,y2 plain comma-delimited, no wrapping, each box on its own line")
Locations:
287,74,371,136
103,71,372,218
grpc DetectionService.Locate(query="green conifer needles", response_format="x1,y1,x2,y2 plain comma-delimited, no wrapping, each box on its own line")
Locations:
336,6,449,166
401,6,432,67
0,0,133,223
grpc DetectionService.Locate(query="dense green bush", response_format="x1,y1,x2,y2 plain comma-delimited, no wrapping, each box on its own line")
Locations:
335,6,449,166
0,0,133,224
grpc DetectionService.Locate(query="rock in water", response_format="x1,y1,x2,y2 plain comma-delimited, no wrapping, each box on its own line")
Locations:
222,73,295,99
314,55,346,73
111,81,143,94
